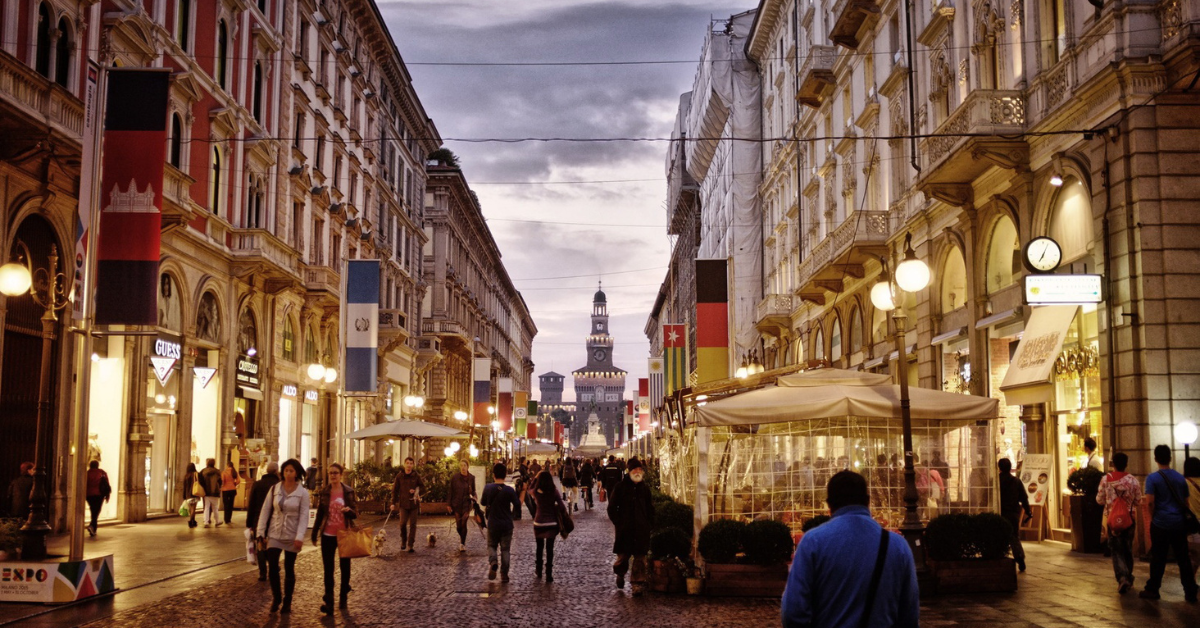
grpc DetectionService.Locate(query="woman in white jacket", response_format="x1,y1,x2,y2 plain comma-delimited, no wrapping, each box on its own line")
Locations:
257,458,310,614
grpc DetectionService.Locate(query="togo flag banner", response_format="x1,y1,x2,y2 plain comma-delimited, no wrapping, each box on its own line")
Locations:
344,260,380,393
94,69,170,326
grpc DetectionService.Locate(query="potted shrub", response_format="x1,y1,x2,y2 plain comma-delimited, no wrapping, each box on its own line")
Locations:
654,501,695,537
417,458,455,514
699,519,792,597
0,519,21,561
648,527,691,593
924,513,1017,594
1067,467,1105,553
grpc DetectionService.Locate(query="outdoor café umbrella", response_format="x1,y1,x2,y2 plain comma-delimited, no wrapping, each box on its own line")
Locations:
345,419,469,442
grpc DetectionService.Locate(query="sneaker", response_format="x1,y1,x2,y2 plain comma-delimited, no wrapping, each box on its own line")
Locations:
459,544,466,553
488,565,498,580
616,573,625,589
1186,591,1198,604
1118,580,1131,595
1138,589,1160,600
204,523,211,528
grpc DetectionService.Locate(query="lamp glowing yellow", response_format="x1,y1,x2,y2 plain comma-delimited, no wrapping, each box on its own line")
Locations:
1176,421,1198,446
323,368,337,384
0,262,31,297
307,363,326,381
870,281,895,311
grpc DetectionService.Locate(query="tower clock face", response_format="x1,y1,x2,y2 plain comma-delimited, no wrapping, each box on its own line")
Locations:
593,349,606,362
1023,236,1062,273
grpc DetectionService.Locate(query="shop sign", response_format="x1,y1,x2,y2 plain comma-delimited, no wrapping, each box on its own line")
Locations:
236,355,261,389
150,356,176,386
304,389,319,404
193,367,217,389
282,385,298,398
1020,454,1053,507
1024,274,1102,305
153,335,182,360
0,555,114,603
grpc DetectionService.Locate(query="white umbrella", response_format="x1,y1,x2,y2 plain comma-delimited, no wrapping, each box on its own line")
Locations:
345,419,469,442
695,368,998,428
523,441,558,456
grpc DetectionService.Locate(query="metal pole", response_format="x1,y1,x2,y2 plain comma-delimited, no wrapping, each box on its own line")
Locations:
893,311,925,569
21,250,63,561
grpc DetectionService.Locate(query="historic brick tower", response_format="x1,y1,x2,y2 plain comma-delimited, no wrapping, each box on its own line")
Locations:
571,285,627,447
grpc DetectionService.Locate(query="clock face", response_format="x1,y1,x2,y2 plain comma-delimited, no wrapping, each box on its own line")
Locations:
593,349,606,362
1024,236,1062,273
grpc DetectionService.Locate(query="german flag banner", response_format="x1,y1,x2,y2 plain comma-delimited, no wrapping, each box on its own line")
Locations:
695,259,729,384
94,69,170,326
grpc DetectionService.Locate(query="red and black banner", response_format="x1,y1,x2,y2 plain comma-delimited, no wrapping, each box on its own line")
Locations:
94,69,170,326
695,259,730,383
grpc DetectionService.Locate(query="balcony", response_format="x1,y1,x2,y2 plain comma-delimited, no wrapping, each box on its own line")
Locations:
0,50,84,146
378,308,411,352
230,229,302,289
666,138,699,235
421,317,471,350
303,264,340,307
917,90,1028,202
756,294,794,336
796,46,837,108
795,210,889,305
829,0,881,50
162,164,196,232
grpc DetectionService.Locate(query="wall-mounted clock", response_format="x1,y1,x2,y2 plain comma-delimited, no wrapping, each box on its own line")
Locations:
593,348,606,362
1023,236,1062,273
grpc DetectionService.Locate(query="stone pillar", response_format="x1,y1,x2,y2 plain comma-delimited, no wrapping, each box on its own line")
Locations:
124,335,151,522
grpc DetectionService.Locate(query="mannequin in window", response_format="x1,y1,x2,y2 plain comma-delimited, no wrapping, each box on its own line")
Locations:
88,433,102,463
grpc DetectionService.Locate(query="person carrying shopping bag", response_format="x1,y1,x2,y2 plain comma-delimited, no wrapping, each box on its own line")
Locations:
312,462,358,616
246,461,281,581
256,459,309,614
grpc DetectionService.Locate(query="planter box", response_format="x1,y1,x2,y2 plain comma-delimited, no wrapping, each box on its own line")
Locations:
358,500,387,515
647,560,687,594
1068,494,1105,553
929,558,1017,594
704,562,789,597
419,502,450,515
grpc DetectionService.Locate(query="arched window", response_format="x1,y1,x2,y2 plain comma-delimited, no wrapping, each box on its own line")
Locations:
35,3,51,78
1048,177,1093,265
169,114,183,167
304,325,318,364
245,174,264,228
196,291,221,343
158,273,182,331
849,307,863,354
813,328,826,361
986,216,1019,294
873,305,888,345
941,246,968,312
54,18,70,87
282,318,296,362
252,61,263,122
215,20,228,89
830,317,843,362
176,0,191,52
210,147,222,215
237,308,258,355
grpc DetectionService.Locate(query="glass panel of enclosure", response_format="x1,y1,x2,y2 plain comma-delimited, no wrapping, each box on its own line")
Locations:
1051,305,1102,529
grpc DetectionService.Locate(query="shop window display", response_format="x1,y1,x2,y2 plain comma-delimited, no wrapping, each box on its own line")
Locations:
1052,306,1102,528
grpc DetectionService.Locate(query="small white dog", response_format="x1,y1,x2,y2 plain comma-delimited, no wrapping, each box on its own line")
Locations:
371,527,388,557
427,531,437,548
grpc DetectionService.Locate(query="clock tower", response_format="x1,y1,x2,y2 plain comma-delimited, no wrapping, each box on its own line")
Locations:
571,284,627,447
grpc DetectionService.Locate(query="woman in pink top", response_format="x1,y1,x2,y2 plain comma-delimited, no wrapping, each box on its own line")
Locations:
312,462,358,615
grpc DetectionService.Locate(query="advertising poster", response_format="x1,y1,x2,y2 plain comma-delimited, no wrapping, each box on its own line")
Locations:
0,555,115,604
1020,454,1053,507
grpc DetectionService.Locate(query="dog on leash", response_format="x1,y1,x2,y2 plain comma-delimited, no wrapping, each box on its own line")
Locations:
371,527,388,557
427,531,437,548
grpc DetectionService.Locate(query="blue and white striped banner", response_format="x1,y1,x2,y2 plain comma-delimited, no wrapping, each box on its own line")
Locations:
344,259,380,393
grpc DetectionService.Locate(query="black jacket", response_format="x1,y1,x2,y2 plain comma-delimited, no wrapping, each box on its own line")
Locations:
998,472,1031,518
6,475,32,520
601,463,623,492
199,466,222,496
607,476,655,555
245,472,280,530
311,482,358,544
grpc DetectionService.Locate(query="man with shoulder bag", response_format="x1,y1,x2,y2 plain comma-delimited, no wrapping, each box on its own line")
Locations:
1096,452,1141,594
1140,445,1198,602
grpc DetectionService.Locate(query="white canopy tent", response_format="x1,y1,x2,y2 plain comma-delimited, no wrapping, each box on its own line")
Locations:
345,419,469,442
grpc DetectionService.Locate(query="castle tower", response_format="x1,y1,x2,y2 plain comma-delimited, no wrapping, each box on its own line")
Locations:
572,284,627,447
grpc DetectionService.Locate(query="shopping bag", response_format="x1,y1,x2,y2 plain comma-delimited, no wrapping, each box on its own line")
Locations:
192,481,206,498
244,528,258,565
179,501,189,517
557,503,575,540
337,526,373,559
598,486,607,503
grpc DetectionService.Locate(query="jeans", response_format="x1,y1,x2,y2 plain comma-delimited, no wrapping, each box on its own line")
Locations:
202,496,220,525
397,507,418,548
1108,526,1135,584
535,535,556,573
264,547,297,603
86,496,104,530
1003,513,1025,563
1146,524,1198,595
221,490,237,524
453,510,470,545
320,534,352,602
487,528,512,574
614,553,648,588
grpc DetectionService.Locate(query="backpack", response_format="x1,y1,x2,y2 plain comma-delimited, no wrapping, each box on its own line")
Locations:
1107,489,1134,532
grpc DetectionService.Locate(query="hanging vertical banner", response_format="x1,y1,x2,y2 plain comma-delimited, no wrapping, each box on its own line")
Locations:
553,421,564,445
472,358,492,426
497,378,513,431
526,400,538,439
663,325,687,396
94,69,170,326
626,400,635,442
648,357,664,414
74,62,101,318
696,259,730,384
344,259,380,393
637,378,651,433
513,390,528,436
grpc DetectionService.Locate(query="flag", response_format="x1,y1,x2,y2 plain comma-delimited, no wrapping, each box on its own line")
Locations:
696,259,729,384
344,260,380,393
626,400,635,441
637,378,651,433
553,421,563,445
94,69,170,326
497,378,513,431
514,391,528,437
648,357,664,416
473,358,491,426
526,400,538,439
663,324,687,396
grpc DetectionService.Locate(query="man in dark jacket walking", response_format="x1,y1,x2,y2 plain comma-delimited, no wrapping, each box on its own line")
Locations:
997,458,1032,572
481,463,520,582
608,458,654,596
199,458,223,527
448,459,477,552
391,457,424,552
246,461,280,581
601,456,622,500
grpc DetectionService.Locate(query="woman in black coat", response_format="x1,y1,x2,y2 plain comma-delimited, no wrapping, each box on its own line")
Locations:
607,459,654,596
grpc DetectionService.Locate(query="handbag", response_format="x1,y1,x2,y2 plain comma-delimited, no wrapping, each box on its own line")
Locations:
1105,474,1134,533
598,486,607,503
1158,471,1200,535
337,526,373,559
557,501,575,539
192,477,206,498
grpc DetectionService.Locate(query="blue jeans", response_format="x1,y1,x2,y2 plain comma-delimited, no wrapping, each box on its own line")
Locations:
487,528,512,574
1108,526,1135,584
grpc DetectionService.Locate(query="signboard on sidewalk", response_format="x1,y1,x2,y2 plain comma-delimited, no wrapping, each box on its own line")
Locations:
0,555,114,603
1020,454,1053,507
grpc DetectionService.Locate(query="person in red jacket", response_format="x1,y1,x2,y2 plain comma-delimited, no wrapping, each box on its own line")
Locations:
85,460,112,536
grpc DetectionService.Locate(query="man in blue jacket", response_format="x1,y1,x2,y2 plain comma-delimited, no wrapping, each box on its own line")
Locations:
481,463,519,583
782,470,919,628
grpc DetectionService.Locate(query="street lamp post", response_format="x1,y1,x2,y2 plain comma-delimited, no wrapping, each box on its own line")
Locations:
1176,421,1198,459
306,359,338,465
870,233,931,568
1,244,71,560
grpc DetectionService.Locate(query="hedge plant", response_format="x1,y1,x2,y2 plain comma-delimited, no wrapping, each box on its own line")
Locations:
924,513,1013,561
697,519,747,564
742,519,795,565
650,526,692,560
1067,466,1104,497
655,501,695,537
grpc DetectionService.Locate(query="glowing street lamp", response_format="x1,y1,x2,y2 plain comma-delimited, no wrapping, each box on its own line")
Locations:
1176,421,1198,458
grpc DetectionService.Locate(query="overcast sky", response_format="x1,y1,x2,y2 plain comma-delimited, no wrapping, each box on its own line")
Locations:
382,1,748,402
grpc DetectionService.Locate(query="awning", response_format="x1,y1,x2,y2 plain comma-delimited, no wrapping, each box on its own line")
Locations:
931,326,968,346
975,306,1024,330
239,386,264,401
999,305,1077,406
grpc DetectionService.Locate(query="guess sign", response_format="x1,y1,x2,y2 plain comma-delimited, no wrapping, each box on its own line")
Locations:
154,335,182,359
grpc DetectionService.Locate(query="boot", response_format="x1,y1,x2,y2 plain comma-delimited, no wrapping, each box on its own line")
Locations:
535,559,543,580
546,563,554,583
280,597,291,614
269,596,280,613
320,595,334,616
339,586,350,609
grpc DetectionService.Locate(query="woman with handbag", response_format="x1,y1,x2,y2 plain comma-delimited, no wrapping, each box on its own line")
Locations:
531,470,566,582
256,458,309,614
183,463,199,529
312,462,358,616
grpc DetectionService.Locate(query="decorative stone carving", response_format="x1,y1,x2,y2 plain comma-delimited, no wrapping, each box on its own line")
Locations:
989,95,1025,124
929,47,954,100
1161,0,1182,39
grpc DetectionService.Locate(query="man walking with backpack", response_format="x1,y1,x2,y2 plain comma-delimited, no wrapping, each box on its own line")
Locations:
1097,452,1141,594
997,458,1031,572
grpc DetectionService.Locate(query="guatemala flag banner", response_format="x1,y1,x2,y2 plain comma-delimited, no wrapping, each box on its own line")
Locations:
344,260,380,393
